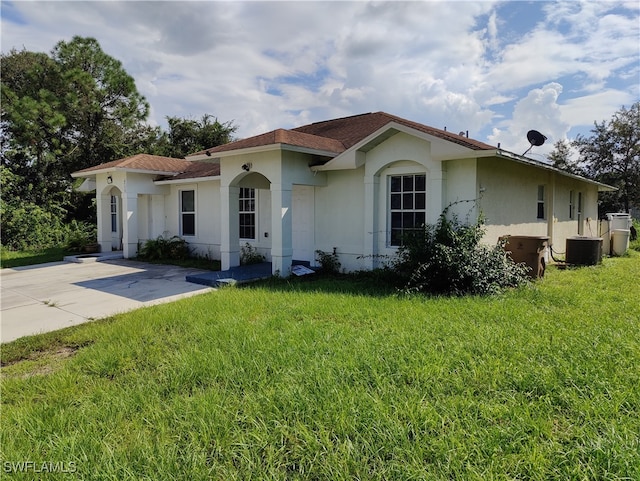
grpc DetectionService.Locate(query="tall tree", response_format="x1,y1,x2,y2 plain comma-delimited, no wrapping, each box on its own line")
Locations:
1,37,151,248
548,139,585,176
573,102,640,215
158,114,238,158
1,50,68,207
1,36,239,249
51,36,150,171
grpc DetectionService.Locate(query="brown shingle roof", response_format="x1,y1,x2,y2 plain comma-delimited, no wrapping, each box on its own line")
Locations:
72,153,219,179
292,112,496,150
167,161,220,180
190,128,346,156
73,154,194,174
188,112,496,158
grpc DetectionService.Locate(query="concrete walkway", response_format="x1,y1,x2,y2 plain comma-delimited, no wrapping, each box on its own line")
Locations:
1,259,214,343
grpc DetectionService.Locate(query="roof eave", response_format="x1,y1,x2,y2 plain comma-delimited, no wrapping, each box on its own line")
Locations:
71,167,185,178
187,143,340,161
154,175,221,185
492,149,617,192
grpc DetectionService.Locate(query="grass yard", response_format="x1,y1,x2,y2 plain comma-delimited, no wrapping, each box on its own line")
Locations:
1,254,639,480
0,246,74,268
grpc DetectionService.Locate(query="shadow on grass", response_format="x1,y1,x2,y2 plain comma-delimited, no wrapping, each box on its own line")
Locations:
240,269,404,298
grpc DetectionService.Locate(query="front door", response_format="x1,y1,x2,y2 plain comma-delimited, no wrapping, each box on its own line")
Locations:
292,185,315,264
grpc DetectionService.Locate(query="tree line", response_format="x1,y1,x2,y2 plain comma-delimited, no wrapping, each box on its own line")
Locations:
548,101,639,216
1,36,236,249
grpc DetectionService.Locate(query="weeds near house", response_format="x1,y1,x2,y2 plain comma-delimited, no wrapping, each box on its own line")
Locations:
64,220,98,252
315,248,341,274
630,218,639,252
137,235,191,261
1,255,639,479
394,208,530,295
240,242,265,265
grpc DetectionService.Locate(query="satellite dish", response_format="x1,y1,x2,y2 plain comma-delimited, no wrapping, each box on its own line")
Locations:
523,129,547,155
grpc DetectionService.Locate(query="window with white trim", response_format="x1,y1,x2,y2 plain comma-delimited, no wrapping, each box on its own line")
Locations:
239,187,256,239
537,185,545,220
569,190,575,219
110,195,118,233
180,190,196,236
389,174,426,246
577,191,583,235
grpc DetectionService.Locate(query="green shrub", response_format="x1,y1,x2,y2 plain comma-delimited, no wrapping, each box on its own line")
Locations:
393,208,530,296
138,236,191,261
315,249,341,274
0,202,68,250
65,220,97,252
631,218,639,252
240,243,265,265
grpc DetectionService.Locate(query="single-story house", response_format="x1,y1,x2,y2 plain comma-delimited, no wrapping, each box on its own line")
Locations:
72,112,615,276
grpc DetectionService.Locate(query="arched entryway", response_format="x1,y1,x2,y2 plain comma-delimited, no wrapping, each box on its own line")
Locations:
99,185,123,252
221,171,274,270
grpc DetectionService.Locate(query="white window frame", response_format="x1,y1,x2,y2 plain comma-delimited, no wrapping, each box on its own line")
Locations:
110,195,118,233
180,189,196,237
388,173,427,247
569,190,575,220
577,191,584,235
239,187,256,240
537,185,546,220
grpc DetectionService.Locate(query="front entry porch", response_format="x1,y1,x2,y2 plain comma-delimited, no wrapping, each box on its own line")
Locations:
186,262,273,287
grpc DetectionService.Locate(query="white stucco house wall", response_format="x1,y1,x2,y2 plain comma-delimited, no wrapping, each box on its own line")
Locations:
72,112,614,276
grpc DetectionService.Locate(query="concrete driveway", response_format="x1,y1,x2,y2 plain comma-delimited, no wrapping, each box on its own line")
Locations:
1,259,214,343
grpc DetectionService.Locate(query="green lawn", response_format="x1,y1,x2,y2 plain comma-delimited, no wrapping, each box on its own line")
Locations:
0,246,74,268
1,254,639,480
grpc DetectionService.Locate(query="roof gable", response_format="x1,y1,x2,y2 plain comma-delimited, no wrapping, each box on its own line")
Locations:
291,112,495,151
187,112,496,159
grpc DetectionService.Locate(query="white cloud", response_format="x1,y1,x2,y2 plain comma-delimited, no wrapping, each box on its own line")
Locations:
1,0,638,146
489,83,570,158
561,89,637,130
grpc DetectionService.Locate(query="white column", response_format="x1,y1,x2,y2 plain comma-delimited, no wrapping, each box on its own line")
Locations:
220,185,240,270
121,193,138,258
271,183,293,277
362,175,380,269
97,193,112,252
429,168,445,223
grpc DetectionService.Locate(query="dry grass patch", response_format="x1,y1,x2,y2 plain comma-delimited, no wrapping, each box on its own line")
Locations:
1,346,79,379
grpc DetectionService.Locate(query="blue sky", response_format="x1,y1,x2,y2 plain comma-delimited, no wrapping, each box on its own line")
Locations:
1,1,638,159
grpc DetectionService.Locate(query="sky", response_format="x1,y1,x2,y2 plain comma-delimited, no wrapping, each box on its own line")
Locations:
1,0,639,159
